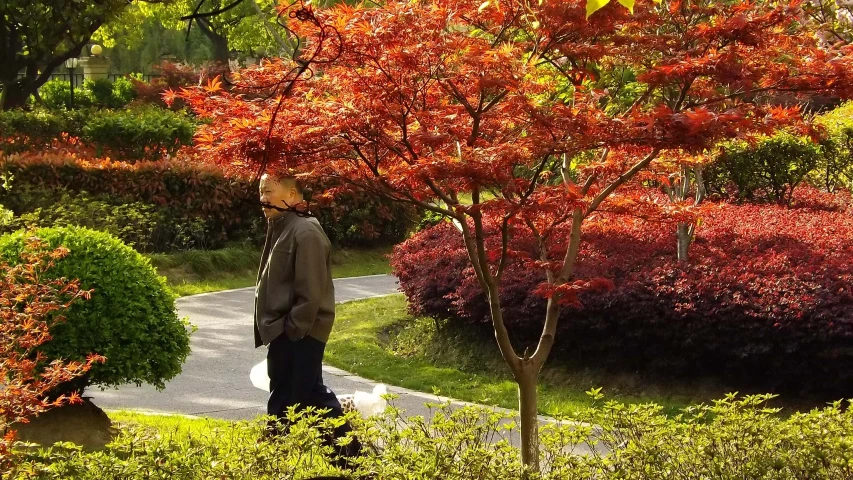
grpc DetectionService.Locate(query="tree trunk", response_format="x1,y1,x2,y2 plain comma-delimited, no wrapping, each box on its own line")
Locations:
676,222,691,262
517,364,540,474
0,82,8,111
0,80,31,110
196,17,231,70
1,31,95,111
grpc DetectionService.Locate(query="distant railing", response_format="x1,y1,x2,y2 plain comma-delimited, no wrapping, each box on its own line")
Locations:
108,73,163,83
16,72,85,85
16,72,163,84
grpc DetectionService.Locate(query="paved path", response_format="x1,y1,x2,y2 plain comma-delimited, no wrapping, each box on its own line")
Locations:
89,275,520,427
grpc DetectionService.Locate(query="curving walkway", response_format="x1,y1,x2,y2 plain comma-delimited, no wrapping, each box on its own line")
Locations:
89,275,510,423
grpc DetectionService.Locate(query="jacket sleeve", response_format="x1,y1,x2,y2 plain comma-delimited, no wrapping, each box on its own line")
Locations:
283,228,329,341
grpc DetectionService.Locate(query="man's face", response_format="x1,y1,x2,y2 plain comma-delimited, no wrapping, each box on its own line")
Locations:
259,175,301,218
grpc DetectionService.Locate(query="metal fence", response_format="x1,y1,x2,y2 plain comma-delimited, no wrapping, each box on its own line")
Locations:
16,72,163,84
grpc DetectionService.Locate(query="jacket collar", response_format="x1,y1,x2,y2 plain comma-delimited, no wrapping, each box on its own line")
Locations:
268,211,298,228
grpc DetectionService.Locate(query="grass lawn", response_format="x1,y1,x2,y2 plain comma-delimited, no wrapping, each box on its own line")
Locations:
107,410,234,441
108,410,230,440
146,244,392,297
325,295,724,417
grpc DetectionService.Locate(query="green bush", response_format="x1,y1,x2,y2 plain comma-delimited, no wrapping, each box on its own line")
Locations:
314,190,418,247
12,410,346,480
815,101,853,192
80,78,136,109
37,77,137,111
0,227,191,391
85,79,115,108
708,131,820,204
11,395,853,479
3,189,218,253
0,109,73,154
110,77,137,107
82,107,196,160
0,174,11,228
37,78,95,110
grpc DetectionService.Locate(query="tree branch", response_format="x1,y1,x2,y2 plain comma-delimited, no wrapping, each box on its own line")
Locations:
585,147,661,217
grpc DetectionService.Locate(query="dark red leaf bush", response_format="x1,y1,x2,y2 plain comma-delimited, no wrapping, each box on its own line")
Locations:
392,189,853,393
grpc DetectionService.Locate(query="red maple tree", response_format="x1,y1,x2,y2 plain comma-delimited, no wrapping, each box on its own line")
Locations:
178,0,853,468
0,238,104,474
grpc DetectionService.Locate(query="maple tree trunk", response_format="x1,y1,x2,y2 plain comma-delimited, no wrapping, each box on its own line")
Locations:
517,363,540,473
677,222,691,262
461,217,547,474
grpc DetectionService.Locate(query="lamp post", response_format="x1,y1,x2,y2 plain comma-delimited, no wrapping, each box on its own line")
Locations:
64,57,79,109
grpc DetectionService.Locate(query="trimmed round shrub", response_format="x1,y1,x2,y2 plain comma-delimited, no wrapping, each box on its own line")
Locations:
0,226,191,391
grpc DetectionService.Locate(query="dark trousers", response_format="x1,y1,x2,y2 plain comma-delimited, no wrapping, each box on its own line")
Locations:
266,333,360,459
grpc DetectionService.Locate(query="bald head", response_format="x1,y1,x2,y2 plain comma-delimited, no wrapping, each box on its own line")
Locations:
259,173,304,218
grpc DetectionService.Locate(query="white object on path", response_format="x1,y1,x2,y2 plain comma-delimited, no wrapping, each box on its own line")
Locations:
250,359,270,391
249,359,388,418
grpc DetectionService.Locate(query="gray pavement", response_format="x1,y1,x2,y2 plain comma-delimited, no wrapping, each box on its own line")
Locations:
87,273,597,453
89,274,513,425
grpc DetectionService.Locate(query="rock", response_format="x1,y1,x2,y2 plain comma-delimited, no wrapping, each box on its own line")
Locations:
12,398,116,451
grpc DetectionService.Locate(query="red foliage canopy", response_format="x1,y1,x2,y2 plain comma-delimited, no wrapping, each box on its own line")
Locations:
177,0,853,461
179,0,853,360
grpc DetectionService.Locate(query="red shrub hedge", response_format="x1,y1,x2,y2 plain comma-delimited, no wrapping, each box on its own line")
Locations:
1,152,415,249
0,152,256,246
391,189,853,393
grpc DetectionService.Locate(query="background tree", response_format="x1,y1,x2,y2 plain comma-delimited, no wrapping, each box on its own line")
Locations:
94,10,215,73
802,0,853,47
179,0,853,471
0,0,143,110
96,0,288,70
648,151,709,262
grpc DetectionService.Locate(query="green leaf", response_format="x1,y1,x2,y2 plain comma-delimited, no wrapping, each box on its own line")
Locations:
617,0,635,14
586,0,611,18
588,0,646,17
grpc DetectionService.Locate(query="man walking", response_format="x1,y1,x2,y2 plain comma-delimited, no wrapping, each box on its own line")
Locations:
254,172,359,460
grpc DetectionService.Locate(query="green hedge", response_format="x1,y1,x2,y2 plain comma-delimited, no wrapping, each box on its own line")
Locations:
0,227,191,391
707,102,853,202
707,131,820,204
0,109,80,153
0,154,257,252
0,153,416,251
4,190,214,253
83,106,195,160
10,394,853,479
38,77,136,111
0,107,195,160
